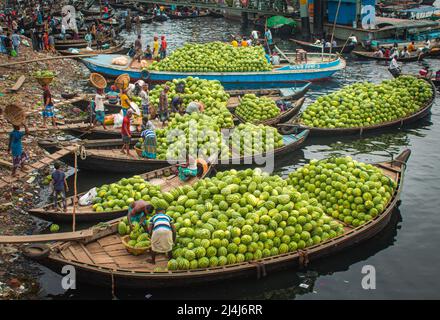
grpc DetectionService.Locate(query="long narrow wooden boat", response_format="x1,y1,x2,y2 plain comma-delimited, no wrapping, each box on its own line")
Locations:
153,14,169,22
28,163,212,223
23,150,410,289
38,129,309,173
352,50,425,62
84,13,115,23
55,38,112,50
290,39,356,54
226,82,312,101
294,78,435,136
168,12,210,20
228,97,305,126
208,10,224,18
81,53,346,90
57,41,128,56
81,7,114,16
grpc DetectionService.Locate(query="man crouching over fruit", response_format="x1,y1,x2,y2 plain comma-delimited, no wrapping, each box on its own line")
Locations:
147,208,176,264
128,200,155,228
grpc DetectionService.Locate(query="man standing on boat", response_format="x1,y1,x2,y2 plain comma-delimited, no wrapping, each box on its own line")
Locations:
121,109,132,156
388,56,401,77
159,35,167,60
158,85,170,125
147,208,176,264
264,28,272,46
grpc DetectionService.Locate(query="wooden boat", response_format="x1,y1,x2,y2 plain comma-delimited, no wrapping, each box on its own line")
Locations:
55,38,111,50
81,53,346,90
23,150,410,289
291,39,356,54
82,7,113,16
57,41,128,56
153,14,169,22
293,78,435,136
132,15,154,24
352,50,426,62
109,2,130,9
228,97,305,126
84,13,116,23
28,163,212,223
38,129,309,173
209,10,224,18
168,12,210,20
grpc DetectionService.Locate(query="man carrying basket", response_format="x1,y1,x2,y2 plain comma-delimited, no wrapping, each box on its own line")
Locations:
42,84,57,128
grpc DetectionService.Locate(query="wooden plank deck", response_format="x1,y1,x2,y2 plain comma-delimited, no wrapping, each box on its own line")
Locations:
0,145,77,189
0,229,93,244
6,75,26,93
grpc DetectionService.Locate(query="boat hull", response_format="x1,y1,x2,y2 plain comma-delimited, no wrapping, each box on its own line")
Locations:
81,54,345,90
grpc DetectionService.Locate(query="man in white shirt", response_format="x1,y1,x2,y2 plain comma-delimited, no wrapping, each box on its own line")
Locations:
251,30,259,41
271,52,280,65
94,89,107,129
388,56,401,77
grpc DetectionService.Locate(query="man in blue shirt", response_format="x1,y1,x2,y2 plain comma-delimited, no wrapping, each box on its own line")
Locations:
51,162,69,212
11,30,20,55
8,123,29,176
147,208,176,264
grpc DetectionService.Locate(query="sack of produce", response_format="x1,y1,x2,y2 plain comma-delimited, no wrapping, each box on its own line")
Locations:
111,56,128,66
79,187,97,206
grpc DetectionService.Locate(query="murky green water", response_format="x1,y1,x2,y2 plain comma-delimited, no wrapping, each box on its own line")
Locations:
35,16,440,299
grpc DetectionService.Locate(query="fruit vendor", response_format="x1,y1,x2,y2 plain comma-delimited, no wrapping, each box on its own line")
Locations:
120,109,132,156
171,95,183,114
139,83,150,117
140,121,157,159
119,89,131,117
128,200,155,228
178,156,199,182
185,101,204,114
42,84,57,128
8,122,29,177
147,208,176,264
158,85,170,125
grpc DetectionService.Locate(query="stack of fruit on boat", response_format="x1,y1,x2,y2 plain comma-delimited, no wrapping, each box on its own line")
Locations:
118,218,151,251
149,77,234,129
234,94,280,123
300,76,432,128
92,176,163,213
89,155,397,269
148,42,272,72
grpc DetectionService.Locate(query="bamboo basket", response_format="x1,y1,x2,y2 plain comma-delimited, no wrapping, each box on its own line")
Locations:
115,73,130,90
4,104,26,126
121,235,151,256
35,76,54,86
89,73,107,89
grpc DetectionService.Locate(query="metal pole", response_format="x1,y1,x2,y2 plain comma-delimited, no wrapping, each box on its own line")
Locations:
72,151,77,232
329,0,343,57
299,0,311,41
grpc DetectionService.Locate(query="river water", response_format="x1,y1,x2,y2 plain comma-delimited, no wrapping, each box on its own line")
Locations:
35,17,440,299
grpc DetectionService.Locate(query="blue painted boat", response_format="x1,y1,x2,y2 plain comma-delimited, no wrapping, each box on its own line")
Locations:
81,54,346,90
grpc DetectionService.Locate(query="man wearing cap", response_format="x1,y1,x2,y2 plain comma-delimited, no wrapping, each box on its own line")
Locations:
147,208,176,264
121,109,132,156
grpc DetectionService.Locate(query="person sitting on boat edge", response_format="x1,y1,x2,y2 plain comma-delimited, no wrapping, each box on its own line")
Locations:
141,120,157,159
178,155,199,182
121,109,132,156
400,46,410,59
94,88,107,130
271,52,280,66
128,200,154,228
144,44,153,60
147,208,176,264
373,48,384,58
8,122,29,177
408,41,416,53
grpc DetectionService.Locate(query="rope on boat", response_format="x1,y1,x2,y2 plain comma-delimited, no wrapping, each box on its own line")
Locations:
111,272,116,299
251,261,267,279
298,250,309,268
76,145,87,160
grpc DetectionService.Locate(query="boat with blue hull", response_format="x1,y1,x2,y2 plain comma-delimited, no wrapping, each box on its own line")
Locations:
81,53,346,89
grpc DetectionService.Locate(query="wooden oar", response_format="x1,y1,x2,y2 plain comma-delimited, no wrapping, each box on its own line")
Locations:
274,45,291,64
0,53,99,68
0,229,93,244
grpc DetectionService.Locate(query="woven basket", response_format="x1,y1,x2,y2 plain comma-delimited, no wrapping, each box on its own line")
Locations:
121,235,150,256
89,73,107,89
35,76,54,86
115,73,130,90
4,104,26,126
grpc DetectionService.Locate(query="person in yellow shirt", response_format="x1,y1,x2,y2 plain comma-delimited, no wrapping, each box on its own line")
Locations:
231,38,238,47
120,89,131,117
153,36,159,60
241,37,248,47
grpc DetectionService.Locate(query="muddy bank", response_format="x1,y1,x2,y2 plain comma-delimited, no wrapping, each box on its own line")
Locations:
0,36,90,299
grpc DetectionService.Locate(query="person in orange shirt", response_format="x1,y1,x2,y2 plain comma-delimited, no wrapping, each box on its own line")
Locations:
408,41,416,52
241,37,248,47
